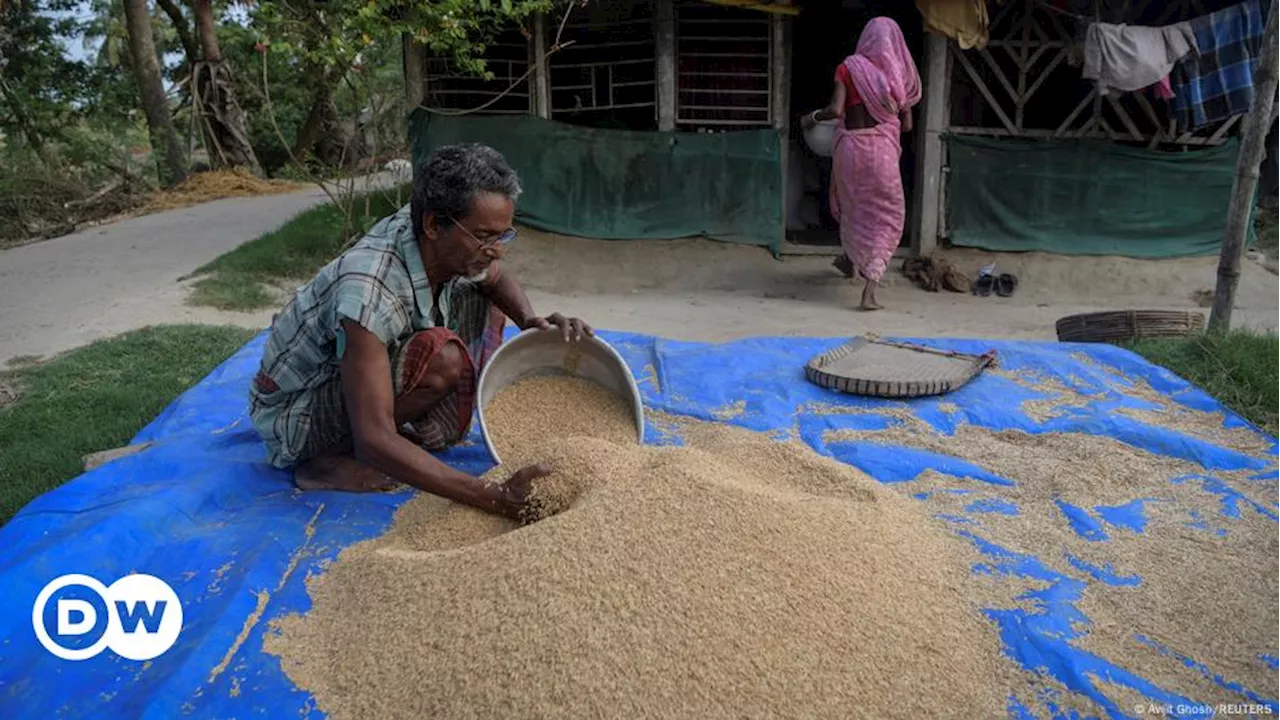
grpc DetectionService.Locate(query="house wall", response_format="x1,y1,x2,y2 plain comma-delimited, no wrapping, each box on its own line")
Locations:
423,27,532,115
931,0,1258,257
675,3,776,127
944,0,1246,146
406,1,811,249
406,0,1263,255
414,1,784,131
548,0,658,129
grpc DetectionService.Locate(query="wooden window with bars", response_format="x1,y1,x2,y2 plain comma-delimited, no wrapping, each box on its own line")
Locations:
424,27,531,115
675,2,773,127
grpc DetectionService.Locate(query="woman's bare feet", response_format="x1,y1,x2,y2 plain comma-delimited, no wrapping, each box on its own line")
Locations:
859,281,883,311
295,455,400,492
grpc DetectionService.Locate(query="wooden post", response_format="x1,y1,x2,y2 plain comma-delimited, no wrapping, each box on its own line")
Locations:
402,34,426,111
912,32,950,256
655,0,677,131
770,13,790,129
1209,0,1278,333
771,13,792,248
532,12,551,118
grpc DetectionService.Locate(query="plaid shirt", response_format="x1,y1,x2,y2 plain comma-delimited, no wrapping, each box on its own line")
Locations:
1171,0,1265,132
249,204,484,466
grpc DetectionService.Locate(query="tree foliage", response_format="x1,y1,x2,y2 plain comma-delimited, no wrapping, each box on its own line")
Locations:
218,20,313,172
253,0,569,80
1,0,580,242
1,0,97,159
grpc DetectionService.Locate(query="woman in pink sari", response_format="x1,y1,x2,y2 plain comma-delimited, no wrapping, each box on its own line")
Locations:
801,18,921,311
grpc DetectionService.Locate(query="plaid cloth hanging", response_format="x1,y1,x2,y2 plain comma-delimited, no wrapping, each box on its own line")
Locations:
1171,0,1266,133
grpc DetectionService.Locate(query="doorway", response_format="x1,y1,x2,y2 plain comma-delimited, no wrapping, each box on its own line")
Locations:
786,0,925,249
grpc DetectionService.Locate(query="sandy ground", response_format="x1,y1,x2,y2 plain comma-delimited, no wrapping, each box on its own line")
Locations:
1,197,1276,366
503,229,1279,343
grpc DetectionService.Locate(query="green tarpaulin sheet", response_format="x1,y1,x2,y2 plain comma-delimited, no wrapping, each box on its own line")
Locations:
410,111,783,252
946,135,1251,258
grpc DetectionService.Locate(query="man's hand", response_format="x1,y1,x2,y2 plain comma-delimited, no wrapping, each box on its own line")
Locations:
496,463,552,520
528,312,593,342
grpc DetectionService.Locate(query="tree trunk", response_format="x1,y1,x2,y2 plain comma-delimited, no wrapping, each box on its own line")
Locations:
191,0,263,176
291,69,355,168
403,34,426,111
290,73,333,163
155,0,198,65
315,96,357,168
290,92,328,164
123,0,187,187
191,0,220,62
1209,0,1278,333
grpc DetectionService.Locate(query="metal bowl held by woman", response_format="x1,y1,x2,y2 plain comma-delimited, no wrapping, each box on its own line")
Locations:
803,118,839,157
476,330,646,465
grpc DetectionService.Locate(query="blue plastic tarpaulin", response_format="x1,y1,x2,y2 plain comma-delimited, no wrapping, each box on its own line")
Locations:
0,331,1276,719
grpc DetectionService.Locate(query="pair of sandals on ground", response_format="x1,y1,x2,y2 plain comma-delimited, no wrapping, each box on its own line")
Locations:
973,272,1018,298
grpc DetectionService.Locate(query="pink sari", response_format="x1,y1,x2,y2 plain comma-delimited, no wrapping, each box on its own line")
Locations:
829,18,922,283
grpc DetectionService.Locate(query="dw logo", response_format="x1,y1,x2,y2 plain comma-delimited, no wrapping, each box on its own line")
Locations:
32,574,183,661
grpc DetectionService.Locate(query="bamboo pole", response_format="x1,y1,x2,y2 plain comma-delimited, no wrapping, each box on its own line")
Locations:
655,0,677,131
532,13,551,118
1209,0,1278,334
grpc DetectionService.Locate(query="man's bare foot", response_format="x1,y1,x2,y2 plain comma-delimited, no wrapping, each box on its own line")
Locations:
295,455,399,492
858,301,884,311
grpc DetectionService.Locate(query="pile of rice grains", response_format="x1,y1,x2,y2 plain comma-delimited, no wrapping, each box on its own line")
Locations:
265,369,1277,719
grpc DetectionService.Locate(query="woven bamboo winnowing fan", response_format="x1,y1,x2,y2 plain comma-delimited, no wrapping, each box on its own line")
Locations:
805,336,997,399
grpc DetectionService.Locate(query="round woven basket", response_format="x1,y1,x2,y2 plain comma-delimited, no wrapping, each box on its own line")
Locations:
804,337,997,399
1055,310,1206,344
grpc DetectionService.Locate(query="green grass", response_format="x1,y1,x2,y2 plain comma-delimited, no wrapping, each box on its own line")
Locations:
188,273,278,312
188,187,409,311
1129,330,1279,436
0,325,258,524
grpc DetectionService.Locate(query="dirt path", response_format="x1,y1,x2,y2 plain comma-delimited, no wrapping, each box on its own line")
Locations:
507,229,1278,342
2,197,1275,367
0,173,412,367
0,189,327,366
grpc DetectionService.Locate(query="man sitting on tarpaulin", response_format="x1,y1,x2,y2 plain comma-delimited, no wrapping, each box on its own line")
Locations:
248,143,590,519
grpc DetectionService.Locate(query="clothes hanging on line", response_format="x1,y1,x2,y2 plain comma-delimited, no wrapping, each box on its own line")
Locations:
916,0,989,50
1082,21,1198,95
1171,0,1266,132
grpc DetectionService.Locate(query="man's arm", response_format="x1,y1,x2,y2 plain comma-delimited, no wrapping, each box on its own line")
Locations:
483,262,592,341
483,262,537,329
338,319,540,518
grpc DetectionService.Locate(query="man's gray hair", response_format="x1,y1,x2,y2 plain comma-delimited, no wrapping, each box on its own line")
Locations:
411,143,522,238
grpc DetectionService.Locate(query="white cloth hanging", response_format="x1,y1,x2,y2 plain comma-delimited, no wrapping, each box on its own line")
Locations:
1082,22,1199,94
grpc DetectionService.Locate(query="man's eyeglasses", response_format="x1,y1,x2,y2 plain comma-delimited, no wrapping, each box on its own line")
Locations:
450,217,517,250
